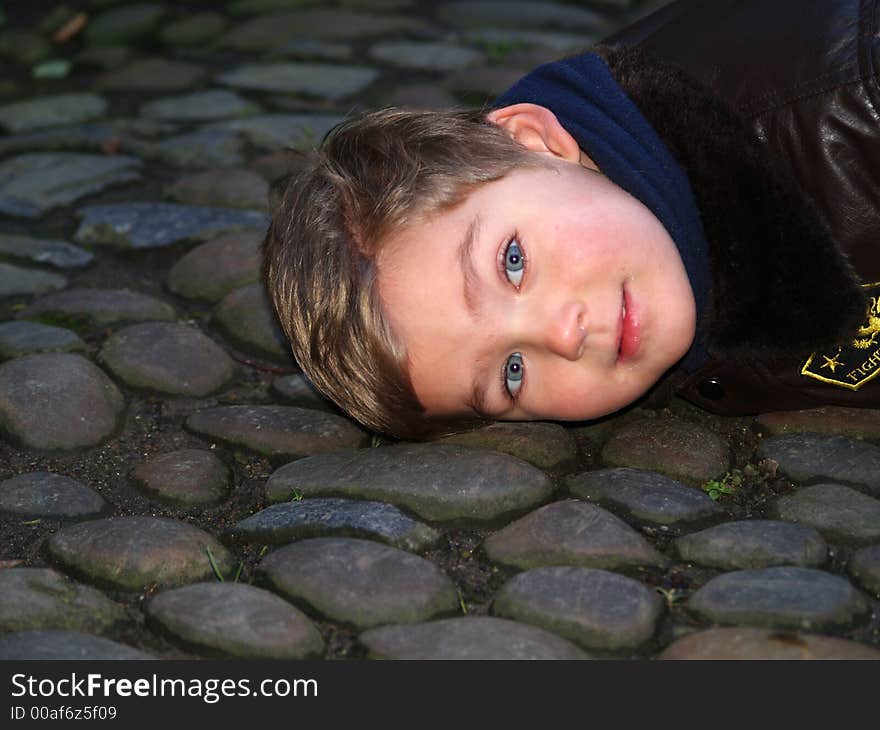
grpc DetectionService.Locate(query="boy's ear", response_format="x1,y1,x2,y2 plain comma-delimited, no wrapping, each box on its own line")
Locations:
486,103,595,168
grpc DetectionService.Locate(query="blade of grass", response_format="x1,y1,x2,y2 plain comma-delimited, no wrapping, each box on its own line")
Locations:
206,546,224,582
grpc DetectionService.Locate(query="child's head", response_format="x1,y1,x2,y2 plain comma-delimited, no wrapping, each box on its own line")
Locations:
263,104,697,439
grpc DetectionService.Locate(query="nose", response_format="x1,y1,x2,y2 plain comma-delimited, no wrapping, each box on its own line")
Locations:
533,300,587,360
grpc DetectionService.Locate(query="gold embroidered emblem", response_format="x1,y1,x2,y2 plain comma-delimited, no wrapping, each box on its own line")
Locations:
801,282,880,390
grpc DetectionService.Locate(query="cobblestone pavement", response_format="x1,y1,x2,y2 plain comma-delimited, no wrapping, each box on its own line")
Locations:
1,0,879,661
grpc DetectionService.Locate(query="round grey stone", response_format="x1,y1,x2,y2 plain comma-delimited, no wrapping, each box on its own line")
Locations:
360,616,589,659
131,449,230,506
492,567,664,651
769,484,880,546
659,627,880,660
686,566,870,631
0,630,153,660
206,114,344,152
443,66,525,97
0,30,51,66
0,118,179,158
229,497,441,552
264,443,554,524
270,373,336,412
848,544,880,596
566,467,724,529
675,520,827,570
0,353,124,449
483,500,667,571
216,62,379,101
20,288,175,326
758,434,880,495
0,92,107,133
99,322,235,397
0,568,126,634
167,232,263,303
186,405,368,461
84,3,167,45
0,472,106,518
437,421,577,470
0,233,94,269
130,127,246,168
601,416,730,486
0,262,67,298
0,321,86,360
0,121,124,158
384,83,458,108
218,10,425,49
145,582,323,659
74,45,133,71
165,168,269,211
213,283,291,361
258,537,459,629
158,12,229,46
46,516,237,591
0,152,142,218
96,58,207,92
369,41,485,71
276,38,354,61
74,203,267,250
140,89,257,122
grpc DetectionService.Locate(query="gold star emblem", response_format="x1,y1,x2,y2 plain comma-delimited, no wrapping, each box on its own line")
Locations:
820,353,842,373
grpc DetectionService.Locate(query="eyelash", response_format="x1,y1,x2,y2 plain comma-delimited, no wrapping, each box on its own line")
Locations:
498,234,527,402
499,353,525,403
497,233,527,290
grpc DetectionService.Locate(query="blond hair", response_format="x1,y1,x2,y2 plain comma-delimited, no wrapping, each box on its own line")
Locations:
263,107,547,438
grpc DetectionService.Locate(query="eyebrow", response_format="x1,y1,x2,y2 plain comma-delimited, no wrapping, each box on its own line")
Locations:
468,377,491,418
458,214,481,319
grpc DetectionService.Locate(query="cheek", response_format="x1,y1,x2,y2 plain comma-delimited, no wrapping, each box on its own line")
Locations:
549,219,613,278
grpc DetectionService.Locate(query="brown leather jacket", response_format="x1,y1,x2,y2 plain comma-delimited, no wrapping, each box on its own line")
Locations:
605,0,880,414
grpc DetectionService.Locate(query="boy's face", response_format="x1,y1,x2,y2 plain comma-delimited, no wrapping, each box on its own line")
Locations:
376,153,697,424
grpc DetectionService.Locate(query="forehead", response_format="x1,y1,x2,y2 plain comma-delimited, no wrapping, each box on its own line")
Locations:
375,196,487,416
385,164,551,244
376,188,474,331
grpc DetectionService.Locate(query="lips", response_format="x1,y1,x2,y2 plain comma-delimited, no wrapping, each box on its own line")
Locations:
617,285,640,362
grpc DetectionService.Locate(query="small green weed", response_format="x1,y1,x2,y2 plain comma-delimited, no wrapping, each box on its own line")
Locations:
457,589,468,615
205,547,225,582
655,586,684,608
701,469,744,500
298,125,316,149
480,39,528,64
206,548,245,583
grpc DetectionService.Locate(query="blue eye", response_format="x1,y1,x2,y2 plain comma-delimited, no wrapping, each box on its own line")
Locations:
504,352,524,397
503,238,524,286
